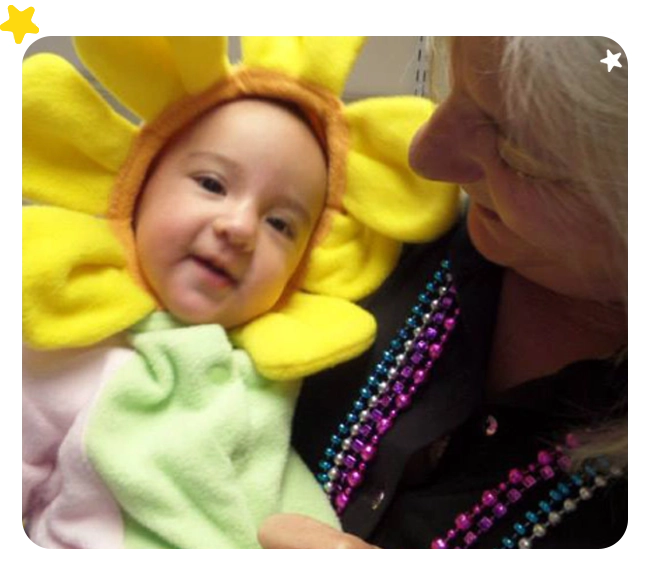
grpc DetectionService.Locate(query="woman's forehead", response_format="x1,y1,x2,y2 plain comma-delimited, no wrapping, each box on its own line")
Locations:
449,38,569,179
450,37,506,121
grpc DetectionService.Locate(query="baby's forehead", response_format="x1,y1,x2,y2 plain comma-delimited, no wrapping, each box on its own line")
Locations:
164,98,325,158
154,99,328,211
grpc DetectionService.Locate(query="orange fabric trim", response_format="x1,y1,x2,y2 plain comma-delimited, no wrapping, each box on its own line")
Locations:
107,67,351,304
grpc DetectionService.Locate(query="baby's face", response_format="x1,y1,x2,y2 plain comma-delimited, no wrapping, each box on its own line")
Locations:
134,99,327,328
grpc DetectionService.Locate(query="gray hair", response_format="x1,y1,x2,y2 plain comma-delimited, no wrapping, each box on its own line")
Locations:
428,36,628,468
501,37,627,300
430,36,627,301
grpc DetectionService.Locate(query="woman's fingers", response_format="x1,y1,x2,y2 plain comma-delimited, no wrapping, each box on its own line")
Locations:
258,513,379,549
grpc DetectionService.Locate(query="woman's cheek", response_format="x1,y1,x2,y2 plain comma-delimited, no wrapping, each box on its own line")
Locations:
487,170,560,249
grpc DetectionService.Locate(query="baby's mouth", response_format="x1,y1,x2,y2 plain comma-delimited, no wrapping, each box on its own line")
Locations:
192,256,238,284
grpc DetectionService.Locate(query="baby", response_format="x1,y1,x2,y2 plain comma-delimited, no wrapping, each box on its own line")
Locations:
24,98,336,549
135,99,328,332
23,36,460,549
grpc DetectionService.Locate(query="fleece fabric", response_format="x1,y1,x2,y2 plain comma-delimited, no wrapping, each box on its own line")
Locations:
23,313,339,548
23,37,461,379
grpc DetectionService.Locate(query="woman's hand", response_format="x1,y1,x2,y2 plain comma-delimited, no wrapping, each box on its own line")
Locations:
258,514,379,549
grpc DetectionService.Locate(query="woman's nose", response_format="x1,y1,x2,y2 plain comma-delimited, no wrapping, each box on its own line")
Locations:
409,95,486,185
212,207,258,252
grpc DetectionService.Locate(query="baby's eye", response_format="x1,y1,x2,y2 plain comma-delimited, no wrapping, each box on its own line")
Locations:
266,216,295,239
195,176,226,195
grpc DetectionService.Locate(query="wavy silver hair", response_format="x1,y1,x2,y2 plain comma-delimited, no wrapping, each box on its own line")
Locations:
502,37,627,301
430,36,627,296
428,36,628,467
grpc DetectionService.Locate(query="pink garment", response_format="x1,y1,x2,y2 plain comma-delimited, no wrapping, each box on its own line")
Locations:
23,336,134,548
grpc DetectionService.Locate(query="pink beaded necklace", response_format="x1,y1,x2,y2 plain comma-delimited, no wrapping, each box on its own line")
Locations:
316,259,624,548
430,444,623,549
316,259,459,511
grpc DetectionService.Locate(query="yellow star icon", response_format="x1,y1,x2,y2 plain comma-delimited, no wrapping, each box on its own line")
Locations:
1,5,39,44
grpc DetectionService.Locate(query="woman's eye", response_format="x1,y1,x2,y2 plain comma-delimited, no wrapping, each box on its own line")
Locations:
266,216,295,239
196,176,225,194
497,137,559,182
497,141,538,179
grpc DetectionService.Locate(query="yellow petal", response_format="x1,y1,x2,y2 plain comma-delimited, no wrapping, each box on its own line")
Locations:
241,37,366,96
302,211,402,301
230,292,376,380
23,207,155,349
164,37,231,94
343,97,461,242
22,54,137,215
73,37,181,122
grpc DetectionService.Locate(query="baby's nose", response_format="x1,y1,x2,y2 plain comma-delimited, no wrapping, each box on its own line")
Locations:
212,210,258,252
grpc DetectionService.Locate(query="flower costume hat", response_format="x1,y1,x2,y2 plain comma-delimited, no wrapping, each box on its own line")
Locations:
23,37,459,380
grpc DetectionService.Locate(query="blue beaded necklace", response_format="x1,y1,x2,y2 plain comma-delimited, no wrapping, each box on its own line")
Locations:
316,259,459,512
430,448,624,549
315,258,624,548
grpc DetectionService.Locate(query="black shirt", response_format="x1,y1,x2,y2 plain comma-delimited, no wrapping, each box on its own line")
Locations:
292,220,627,549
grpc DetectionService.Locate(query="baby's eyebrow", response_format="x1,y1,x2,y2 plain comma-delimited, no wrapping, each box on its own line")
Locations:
185,151,242,175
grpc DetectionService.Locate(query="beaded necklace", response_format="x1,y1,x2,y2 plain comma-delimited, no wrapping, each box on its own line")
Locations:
316,258,624,548
316,259,459,512
430,447,623,549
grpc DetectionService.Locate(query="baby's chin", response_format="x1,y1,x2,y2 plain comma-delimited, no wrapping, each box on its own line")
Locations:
162,298,256,330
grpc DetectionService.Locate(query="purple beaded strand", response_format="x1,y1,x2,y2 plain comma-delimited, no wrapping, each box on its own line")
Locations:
316,261,459,513
430,448,569,549
332,294,459,512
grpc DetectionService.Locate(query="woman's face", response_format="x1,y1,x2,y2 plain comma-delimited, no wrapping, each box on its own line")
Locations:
409,37,622,302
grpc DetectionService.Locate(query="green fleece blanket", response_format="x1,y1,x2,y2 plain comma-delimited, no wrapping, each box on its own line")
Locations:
86,312,339,548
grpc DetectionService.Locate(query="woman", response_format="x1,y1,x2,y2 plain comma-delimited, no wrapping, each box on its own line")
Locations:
259,36,627,549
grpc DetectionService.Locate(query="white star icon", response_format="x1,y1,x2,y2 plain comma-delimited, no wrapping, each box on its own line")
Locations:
600,50,622,72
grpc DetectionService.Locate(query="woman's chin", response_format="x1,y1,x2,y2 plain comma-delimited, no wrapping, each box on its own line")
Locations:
466,205,511,265
466,206,536,270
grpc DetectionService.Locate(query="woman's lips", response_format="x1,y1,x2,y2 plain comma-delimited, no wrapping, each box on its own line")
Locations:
474,202,501,222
